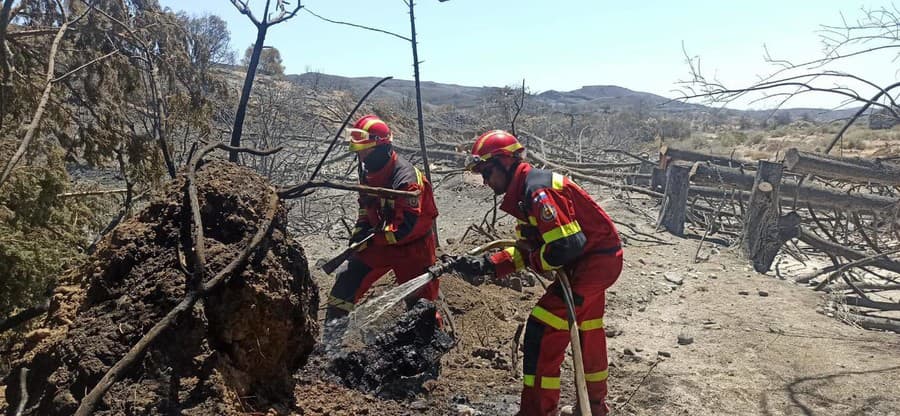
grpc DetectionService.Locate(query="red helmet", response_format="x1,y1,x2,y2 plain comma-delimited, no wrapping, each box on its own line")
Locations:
348,114,392,152
466,130,524,171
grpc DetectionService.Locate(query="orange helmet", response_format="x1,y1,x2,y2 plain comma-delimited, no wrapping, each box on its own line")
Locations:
348,114,392,152
466,130,524,171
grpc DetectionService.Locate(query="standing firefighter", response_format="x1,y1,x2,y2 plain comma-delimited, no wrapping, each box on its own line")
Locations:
454,130,622,416
324,114,440,336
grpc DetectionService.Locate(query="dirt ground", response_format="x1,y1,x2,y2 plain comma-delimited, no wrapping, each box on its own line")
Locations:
296,169,900,416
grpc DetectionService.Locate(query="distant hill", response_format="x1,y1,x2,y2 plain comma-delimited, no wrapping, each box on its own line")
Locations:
215,65,861,122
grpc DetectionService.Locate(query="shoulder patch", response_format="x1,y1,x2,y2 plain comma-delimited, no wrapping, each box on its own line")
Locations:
533,191,549,204
539,203,556,222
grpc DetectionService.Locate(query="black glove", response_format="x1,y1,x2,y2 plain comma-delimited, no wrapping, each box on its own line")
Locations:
452,255,494,285
349,224,373,246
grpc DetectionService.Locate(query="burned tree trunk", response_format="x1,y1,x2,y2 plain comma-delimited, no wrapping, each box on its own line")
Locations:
742,161,784,273
657,164,690,236
784,148,900,186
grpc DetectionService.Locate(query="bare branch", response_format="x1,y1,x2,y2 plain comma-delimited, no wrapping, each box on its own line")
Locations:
302,7,411,42
229,0,260,26
267,0,304,25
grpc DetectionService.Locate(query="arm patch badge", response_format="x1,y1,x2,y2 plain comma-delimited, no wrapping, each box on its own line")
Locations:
539,203,556,222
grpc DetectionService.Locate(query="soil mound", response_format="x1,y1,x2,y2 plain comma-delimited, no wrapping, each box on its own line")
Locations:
3,161,318,415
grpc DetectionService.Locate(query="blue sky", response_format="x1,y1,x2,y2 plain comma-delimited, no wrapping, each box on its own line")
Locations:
160,1,898,109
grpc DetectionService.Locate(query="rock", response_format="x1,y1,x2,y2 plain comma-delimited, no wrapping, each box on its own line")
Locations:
658,351,672,358
410,400,429,410
605,324,623,338
635,347,644,353
638,306,646,312
738,291,749,296
446,238,457,245
451,394,470,404
677,334,694,345
454,404,482,416
472,347,498,360
623,348,635,356
758,290,769,297
664,272,684,285
559,405,575,415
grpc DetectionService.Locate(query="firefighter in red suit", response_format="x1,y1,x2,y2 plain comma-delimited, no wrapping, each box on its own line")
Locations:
324,114,439,334
454,130,622,416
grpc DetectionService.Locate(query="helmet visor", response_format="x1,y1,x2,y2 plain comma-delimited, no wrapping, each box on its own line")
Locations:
346,128,377,152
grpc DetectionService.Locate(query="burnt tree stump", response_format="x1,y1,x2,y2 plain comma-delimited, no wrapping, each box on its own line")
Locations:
650,167,666,192
742,161,784,273
657,164,690,236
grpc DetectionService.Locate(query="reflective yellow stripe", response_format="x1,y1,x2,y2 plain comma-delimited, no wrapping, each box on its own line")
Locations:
539,245,561,271
349,141,377,152
502,142,523,154
384,230,397,244
327,295,355,312
531,306,568,330
540,376,561,389
585,369,609,382
504,247,525,271
414,168,424,187
362,118,384,132
358,208,367,216
528,216,538,226
541,221,582,243
581,317,604,331
552,172,565,190
523,374,535,387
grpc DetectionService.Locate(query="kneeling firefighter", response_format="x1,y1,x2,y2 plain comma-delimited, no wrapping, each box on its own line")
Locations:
323,114,440,336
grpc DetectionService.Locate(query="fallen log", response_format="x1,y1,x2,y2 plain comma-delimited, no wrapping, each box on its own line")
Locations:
393,142,466,162
824,283,900,293
844,313,900,333
784,148,900,186
518,129,582,160
556,161,641,170
690,162,898,214
798,229,900,274
843,296,900,311
660,144,748,168
527,151,662,198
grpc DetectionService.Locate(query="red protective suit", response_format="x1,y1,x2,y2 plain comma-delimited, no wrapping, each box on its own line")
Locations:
489,162,622,416
326,151,439,317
